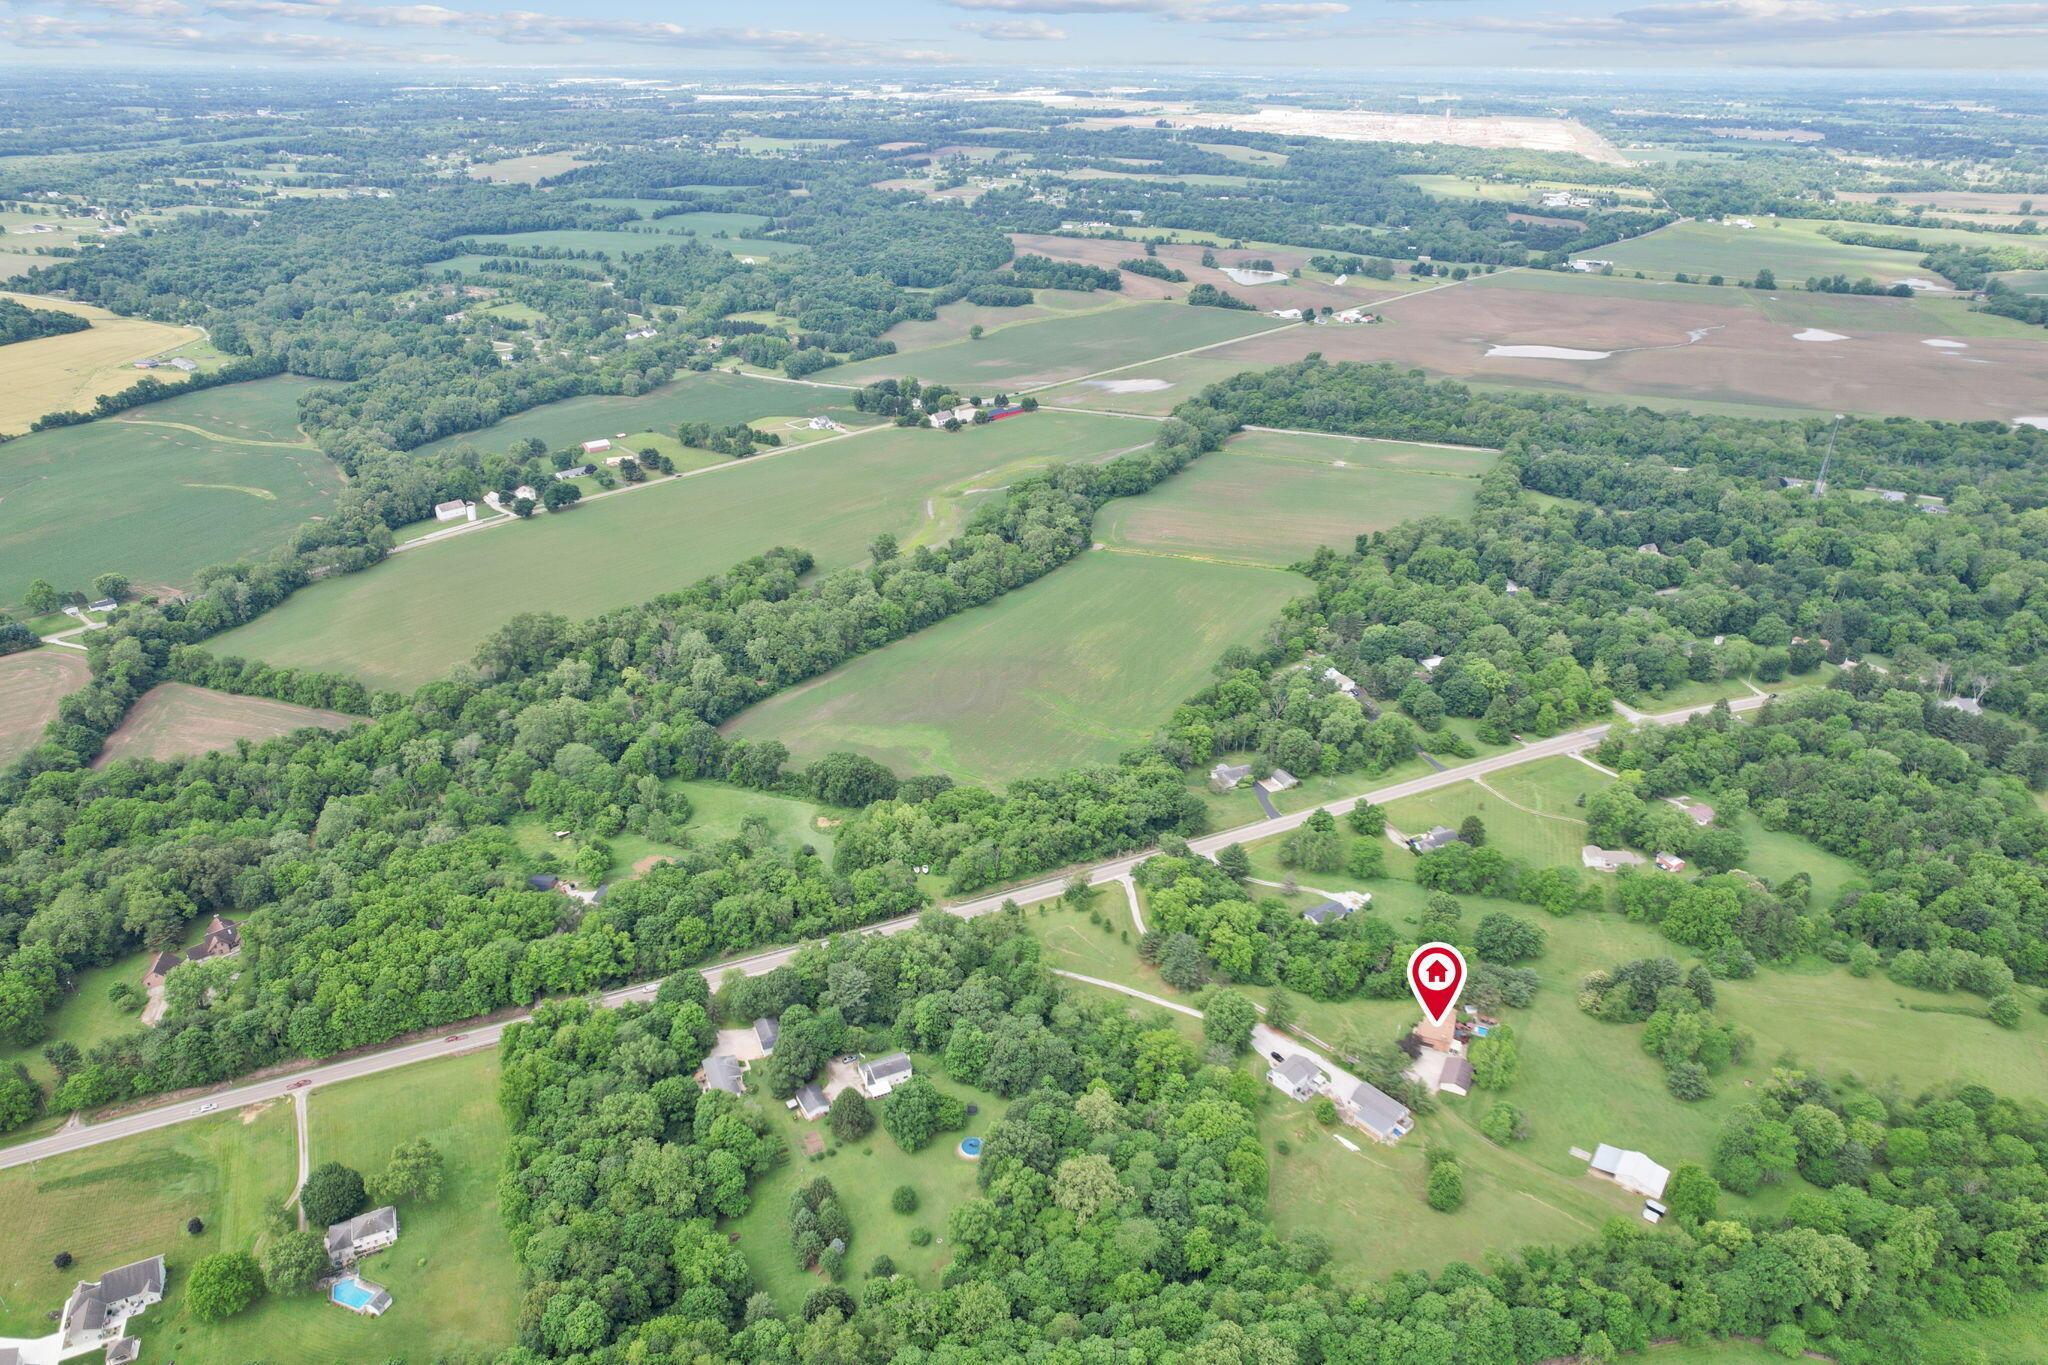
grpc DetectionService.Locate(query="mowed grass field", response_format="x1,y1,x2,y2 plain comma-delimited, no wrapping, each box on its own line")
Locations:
0,375,343,611
0,647,89,765
211,410,1146,690
727,549,1302,785
0,291,217,435
826,299,1288,393
1094,429,1495,566
1574,219,1941,285
93,682,362,766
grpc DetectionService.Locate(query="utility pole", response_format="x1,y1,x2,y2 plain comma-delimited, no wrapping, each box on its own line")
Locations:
1814,412,1844,498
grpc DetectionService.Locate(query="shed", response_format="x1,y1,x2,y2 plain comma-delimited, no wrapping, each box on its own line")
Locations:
1589,1143,1670,1198
1438,1056,1474,1096
754,1016,781,1054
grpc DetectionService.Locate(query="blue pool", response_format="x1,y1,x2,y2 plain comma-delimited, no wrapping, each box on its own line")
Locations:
331,1277,378,1310
959,1136,983,1158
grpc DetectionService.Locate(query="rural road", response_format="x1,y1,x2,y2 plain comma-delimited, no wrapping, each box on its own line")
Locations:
0,690,1767,1172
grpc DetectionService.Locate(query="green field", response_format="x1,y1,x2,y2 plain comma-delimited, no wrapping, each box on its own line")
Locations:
1093,429,1495,566
0,376,343,610
724,1066,998,1312
1402,173,1653,205
211,409,1145,690
828,300,1287,393
1577,219,1940,285
726,548,1302,785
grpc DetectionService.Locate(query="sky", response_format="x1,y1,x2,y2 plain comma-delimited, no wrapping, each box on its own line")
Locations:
4,0,2048,71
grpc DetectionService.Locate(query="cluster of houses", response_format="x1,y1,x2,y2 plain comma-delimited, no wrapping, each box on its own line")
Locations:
1265,1049,1414,1144
1540,190,1596,211
131,356,198,373
696,1012,915,1121
1581,846,1688,873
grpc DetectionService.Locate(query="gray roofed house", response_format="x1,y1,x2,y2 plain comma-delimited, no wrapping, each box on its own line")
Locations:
0,1347,19,1365
61,1255,165,1343
560,463,595,477
754,1016,781,1054
1209,762,1252,789
326,1206,401,1265
1301,898,1354,926
1408,825,1461,854
1343,1080,1414,1143
527,873,559,891
1438,1056,1475,1096
105,1337,140,1364
701,1055,746,1095
859,1051,914,1097
1263,768,1299,792
1266,1053,1324,1100
1942,695,1984,716
790,1083,829,1121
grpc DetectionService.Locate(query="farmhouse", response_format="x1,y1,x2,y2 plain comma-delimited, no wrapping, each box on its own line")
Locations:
789,1084,830,1121
701,1055,746,1095
141,914,242,991
1341,1080,1413,1143
1581,844,1645,872
859,1051,914,1097
1266,1053,1324,1101
559,463,595,478
1588,1144,1670,1199
754,1016,781,1054
1407,825,1461,854
326,1206,401,1266
927,403,978,429
1683,802,1716,826
1209,761,1252,789
60,1255,165,1349
433,499,474,522
1438,1056,1474,1096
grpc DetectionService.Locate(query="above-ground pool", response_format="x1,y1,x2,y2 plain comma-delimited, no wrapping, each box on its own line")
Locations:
959,1136,983,1159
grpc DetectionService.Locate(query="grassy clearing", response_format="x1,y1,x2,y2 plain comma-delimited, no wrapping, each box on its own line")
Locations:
466,151,593,183
829,300,1287,393
0,375,341,611
0,947,151,1091
726,549,1302,786
724,1067,998,1312
1094,429,1493,566
212,410,1144,690
0,291,219,435
0,648,90,765
672,781,839,855
1402,173,1653,204
94,683,360,767
0,1099,296,1337
1576,219,1938,286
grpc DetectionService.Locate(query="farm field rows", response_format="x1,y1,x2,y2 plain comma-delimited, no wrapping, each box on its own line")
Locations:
0,647,90,765
726,548,1303,785
93,682,362,766
0,375,343,611
1574,218,1943,284
0,290,220,436
210,409,1147,690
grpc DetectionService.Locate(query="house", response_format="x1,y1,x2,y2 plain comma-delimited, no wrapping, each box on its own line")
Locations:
142,950,182,991
1922,503,1949,515
1504,579,1522,595
1266,1053,1324,1101
326,1206,401,1266
1419,654,1445,674
140,915,242,991
1589,1144,1670,1199
1209,762,1252,790
927,403,978,429
527,873,559,891
1581,845,1644,872
559,463,594,478
166,357,198,372
1683,803,1715,827
1268,307,1305,320
1407,825,1461,854
88,597,119,614
754,1016,781,1054
1654,852,1687,872
582,438,613,454
1322,666,1358,692
1341,1080,1413,1143
625,327,658,341
789,1084,830,1121
1415,1012,1458,1053
1779,477,1809,490
1941,695,1984,716
1638,543,1662,556
1263,768,1299,793
60,1256,166,1345
701,1055,746,1095
859,1052,914,1097
514,484,538,502
1438,1055,1475,1096
1302,898,1355,926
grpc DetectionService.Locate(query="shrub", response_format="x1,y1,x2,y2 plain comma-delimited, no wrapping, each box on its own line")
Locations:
186,1217,205,1235
261,1227,330,1295
1311,1096,1338,1126
908,1226,933,1246
829,1089,873,1143
1988,994,2023,1029
1667,1060,1712,1101
891,1185,919,1215
1426,1159,1465,1212
53,1251,72,1269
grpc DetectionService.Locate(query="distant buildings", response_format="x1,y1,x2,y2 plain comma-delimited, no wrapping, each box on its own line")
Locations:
1942,695,1984,716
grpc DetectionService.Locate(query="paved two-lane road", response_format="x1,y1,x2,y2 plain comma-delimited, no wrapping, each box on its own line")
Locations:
0,691,1766,1172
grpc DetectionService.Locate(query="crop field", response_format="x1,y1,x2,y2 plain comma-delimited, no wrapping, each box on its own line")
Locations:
1574,219,1944,285
0,376,344,611
1005,232,1399,313
1179,268,2048,423
466,150,593,182
827,298,1289,393
0,1100,295,1337
0,290,216,435
1094,429,1493,566
726,549,1302,785
411,368,876,461
94,682,361,766
210,409,1147,689
868,291,1097,353
1996,268,2048,295
0,647,89,764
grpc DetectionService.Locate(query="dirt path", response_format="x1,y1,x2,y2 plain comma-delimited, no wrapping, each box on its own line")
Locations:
290,1088,310,1229
1472,776,1588,826
110,416,319,450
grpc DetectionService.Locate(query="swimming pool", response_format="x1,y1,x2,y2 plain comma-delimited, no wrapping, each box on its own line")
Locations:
959,1136,983,1159
330,1275,389,1315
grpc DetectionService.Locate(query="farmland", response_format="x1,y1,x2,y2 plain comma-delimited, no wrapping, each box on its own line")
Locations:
93,682,362,766
456,210,803,261
0,290,218,435
0,647,90,765
0,375,344,611
209,409,1146,690
1093,428,1495,566
726,548,1302,785
1573,218,1946,285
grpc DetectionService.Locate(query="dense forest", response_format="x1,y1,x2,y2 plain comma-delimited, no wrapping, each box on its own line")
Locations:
0,296,89,346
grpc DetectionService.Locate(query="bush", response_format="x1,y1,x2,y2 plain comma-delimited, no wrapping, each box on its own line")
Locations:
186,1217,205,1235
1311,1096,1338,1126
185,1250,264,1321
908,1226,933,1246
829,1088,873,1143
891,1185,919,1214
1667,1060,1712,1101
53,1251,72,1269
1426,1159,1465,1212
1988,994,2023,1028
1478,1103,1527,1144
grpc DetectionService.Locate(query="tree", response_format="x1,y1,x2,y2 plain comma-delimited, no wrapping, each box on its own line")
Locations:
968,324,984,341
890,1185,918,1214
1202,989,1257,1053
1349,801,1388,836
512,495,536,518
1215,843,1251,880
23,579,59,615
1266,988,1297,1034
1279,810,1342,873
1664,1162,1720,1224
828,1087,872,1143
1346,839,1385,879
1754,268,1777,290
368,1137,444,1204
0,1066,38,1133
869,533,899,563
1988,994,2023,1028
299,1162,366,1229
1458,815,1487,847
90,573,129,602
1473,913,1545,963
1469,1029,1520,1089
185,1251,263,1321
881,1077,964,1152
1158,933,1209,991
1426,1159,1465,1211
542,480,581,512
1479,1103,1527,1144
261,1227,330,1295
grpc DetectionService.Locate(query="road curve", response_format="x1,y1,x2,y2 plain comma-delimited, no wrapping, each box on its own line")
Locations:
0,691,1765,1171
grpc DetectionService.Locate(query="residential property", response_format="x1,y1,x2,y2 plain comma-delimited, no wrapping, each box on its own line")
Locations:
1581,845,1645,872
166,357,198,372
326,1206,401,1266
1266,1053,1324,1101
559,463,595,478
514,484,539,502
1263,768,1299,793
859,1051,914,1097
1209,761,1252,790
1654,852,1687,872
1504,579,1522,595
789,1084,829,1121
1322,666,1358,692
927,403,978,428
60,1256,165,1349
1340,1080,1414,1143
1683,802,1716,827
87,597,119,614
1438,1056,1475,1097
1268,307,1305,320
754,1016,781,1054
1637,543,1662,556
140,914,242,991
582,438,613,454
1419,654,1445,674
1874,488,1908,503
701,1055,746,1095
1942,695,1984,716
1301,897,1357,926
433,499,475,523
1414,1012,1458,1053
1588,1143,1670,1198
527,872,559,891
1407,825,1461,854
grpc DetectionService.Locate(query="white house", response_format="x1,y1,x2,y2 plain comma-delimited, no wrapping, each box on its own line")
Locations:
433,499,474,523
859,1052,914,1097
1589,1144,1670,1199
60,1256,165,1347
1581,845,1645,872
1266,1053,1324,1101
326,1206,401,1266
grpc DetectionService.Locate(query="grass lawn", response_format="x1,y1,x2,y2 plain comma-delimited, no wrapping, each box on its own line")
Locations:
724,1067,998,1312
212,409,1143,691
672,781,839,855
1093,429,1494,567
0,1100,295,1337
726,548,1304,785
829,300,1287,393
0,375,343,612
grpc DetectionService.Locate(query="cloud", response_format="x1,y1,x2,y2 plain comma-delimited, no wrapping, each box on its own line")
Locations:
958,16,1070,37
1202,2,1348,19
945,0,1189,12
1463,0,2048,45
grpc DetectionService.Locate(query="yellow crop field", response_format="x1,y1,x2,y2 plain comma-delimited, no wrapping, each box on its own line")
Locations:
0,291,212,434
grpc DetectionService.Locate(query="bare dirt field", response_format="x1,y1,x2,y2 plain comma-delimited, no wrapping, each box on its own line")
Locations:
1838,190,2043,215
1176,272,2048,423
1077,107,1624,165
0,648,90,765
94,683,360,767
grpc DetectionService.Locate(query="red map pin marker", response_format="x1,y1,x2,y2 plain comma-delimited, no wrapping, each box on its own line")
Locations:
1407,941,1467,1026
